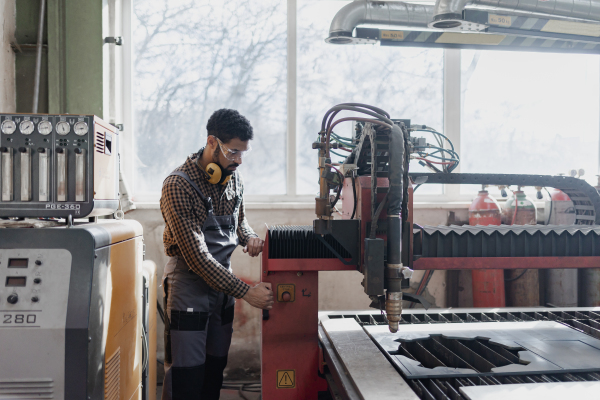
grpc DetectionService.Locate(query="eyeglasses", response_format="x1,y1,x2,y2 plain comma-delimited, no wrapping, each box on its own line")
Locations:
213,136,252,162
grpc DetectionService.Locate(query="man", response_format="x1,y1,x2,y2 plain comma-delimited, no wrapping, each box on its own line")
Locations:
160,109,274,399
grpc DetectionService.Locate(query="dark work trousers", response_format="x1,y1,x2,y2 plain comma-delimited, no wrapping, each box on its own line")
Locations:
162,171,241,400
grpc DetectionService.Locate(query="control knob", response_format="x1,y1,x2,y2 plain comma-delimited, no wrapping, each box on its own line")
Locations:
7,294,18,304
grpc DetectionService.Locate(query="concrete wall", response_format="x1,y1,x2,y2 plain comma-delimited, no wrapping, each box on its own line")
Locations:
127,204,458,379
1,0,16,112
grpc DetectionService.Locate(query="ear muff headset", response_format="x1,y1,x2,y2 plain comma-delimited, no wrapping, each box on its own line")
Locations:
205,163,231,185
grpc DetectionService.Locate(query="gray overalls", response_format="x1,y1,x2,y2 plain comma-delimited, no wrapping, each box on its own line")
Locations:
162,171,241,400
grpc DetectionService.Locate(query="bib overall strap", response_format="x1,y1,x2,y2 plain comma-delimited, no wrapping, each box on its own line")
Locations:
233,172,242,215
168,171,213,212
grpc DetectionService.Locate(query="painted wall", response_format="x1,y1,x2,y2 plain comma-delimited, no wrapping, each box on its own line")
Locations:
127,204,459,379
1,0,16,112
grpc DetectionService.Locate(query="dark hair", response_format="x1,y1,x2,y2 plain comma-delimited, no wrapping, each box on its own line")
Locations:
206,109,254,143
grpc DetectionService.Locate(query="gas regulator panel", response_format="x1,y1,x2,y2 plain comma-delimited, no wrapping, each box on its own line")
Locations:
0,114,119,218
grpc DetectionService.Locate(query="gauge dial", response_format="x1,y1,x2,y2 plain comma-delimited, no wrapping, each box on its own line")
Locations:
1,120,16,134
38,120,52,135
56,121,70,135
20,120,35,135
74,121,88,136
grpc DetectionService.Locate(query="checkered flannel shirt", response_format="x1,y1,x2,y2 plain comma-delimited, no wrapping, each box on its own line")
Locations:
160,151,257,299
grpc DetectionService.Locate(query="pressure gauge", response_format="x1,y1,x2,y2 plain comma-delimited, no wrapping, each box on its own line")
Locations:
56,121,70,135
20,120,35,135
38,120,52,135
1,120,16,134
74,121,88,136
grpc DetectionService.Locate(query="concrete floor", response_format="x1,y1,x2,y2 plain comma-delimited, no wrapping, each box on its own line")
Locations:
155,385,261,399
155,361,261,399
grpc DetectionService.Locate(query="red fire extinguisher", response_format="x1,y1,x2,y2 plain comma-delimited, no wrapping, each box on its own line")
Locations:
469,187,505,307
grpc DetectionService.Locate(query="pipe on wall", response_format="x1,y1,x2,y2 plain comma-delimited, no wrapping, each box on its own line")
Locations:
32,0,46,114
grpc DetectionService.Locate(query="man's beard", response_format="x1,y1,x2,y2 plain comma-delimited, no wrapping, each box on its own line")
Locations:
213,148,239,177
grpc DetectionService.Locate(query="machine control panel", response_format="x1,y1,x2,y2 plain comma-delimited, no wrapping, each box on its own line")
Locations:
0,249,72,328
0,114,119,218
277,284,295,302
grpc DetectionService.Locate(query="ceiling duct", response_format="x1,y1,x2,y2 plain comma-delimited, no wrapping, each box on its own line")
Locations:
325,1,435,44
326,0,600,53
432,0,600,29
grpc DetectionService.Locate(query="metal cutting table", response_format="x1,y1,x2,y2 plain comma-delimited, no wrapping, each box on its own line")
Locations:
318,307,600,400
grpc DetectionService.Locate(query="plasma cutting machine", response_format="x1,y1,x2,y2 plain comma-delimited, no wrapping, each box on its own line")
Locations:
0,114,156,400
261,103,600,400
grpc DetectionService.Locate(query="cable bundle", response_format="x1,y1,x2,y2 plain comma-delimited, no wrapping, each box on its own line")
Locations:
410,125,460,174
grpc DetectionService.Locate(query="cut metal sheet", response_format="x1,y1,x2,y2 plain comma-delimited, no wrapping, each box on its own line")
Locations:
365,321,600,379
459,381,600,400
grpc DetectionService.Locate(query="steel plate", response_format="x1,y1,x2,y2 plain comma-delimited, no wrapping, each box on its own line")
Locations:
459,381,600,400
365,321,600,379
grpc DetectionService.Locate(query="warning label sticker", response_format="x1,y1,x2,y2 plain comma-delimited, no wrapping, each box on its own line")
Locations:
276,370,295,389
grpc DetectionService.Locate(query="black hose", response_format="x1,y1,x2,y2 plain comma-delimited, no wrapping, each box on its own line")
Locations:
505,269,529,282
417,269,435,296
321,103,391,130
330,169,344,209
388,124,405,215
369,193,389,239
351,177,357,219
321,104,393,131
545,187,553,225
328,106,394,127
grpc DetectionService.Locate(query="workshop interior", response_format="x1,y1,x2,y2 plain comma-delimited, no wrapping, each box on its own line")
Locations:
3,0,600,399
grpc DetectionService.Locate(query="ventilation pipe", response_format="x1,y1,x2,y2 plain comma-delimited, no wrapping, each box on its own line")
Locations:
326,0,600,44
325,1,434,44
432,0,600,29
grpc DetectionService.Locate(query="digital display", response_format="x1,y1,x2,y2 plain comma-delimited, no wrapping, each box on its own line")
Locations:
6,277,26,287
8,258,28,268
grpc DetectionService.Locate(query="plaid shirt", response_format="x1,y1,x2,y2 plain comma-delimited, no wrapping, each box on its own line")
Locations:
161,151,257,299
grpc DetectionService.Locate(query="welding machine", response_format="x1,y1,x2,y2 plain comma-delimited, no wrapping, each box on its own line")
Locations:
0,114,156,400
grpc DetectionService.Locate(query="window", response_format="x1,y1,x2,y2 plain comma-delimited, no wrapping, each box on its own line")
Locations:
126,0,600,203
132,0,287,200
461,50,599,195
296,1,444,195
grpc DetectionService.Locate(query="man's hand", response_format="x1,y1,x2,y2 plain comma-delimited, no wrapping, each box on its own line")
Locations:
243,237,264,257
242,282,274,310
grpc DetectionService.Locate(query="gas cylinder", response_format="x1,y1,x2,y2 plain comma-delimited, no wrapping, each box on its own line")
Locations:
469,189,502,226
580,177,600,306
545,188,578,307
502,190,537,225
469,189,505,307
545,188,575,225
503,189,539,306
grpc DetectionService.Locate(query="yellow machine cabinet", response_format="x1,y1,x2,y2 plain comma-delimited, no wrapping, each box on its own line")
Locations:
0,219,156,400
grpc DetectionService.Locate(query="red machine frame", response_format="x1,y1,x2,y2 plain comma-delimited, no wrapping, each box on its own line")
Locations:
260,176,600,399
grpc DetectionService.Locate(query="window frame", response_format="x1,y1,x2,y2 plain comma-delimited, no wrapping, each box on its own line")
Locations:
120,0,599,206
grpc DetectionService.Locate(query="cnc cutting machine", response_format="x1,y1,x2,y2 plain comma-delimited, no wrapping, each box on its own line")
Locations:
261,103,600,399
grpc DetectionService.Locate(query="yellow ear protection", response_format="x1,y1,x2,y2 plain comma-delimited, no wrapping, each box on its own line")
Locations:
205,163,232,185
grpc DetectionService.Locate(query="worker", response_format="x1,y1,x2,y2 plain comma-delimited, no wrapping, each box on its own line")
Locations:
160,109,274,399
